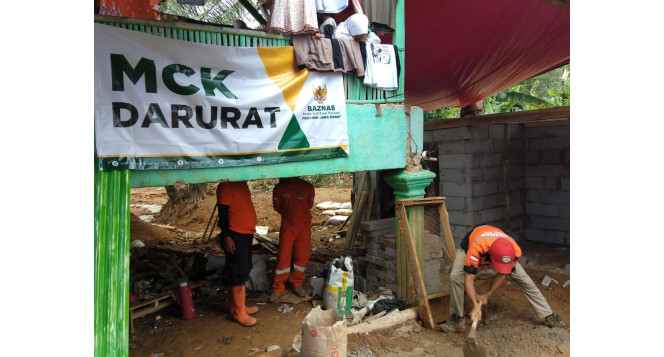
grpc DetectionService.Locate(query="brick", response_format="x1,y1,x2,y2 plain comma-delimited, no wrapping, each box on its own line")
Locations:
524,151,541,165
526,202,558,216
541,150,562,164
438,140,473,155
480,207,503,223
360,218,396,232
385,246,397,258
489,125,506,139
524,126,547,138
561,177,570,191
374,250,385,259
448,210,476,226
442,196,466,211
383,238,396,249
478,153,503,167
471,125,490,139
544,177,559,191
539,190,570,205
473,180,499,196
432,127,472,141
469,167,503,182
471,139,495,152
526,137,566,151
525,164,565,177
474,193,504,210
562,148,570,163
530,215,570,231
559,204,570,218
439,153,473,169
439,168,468,183
545,126,570,138
526,190,540,202
524,227,545,241
441,181,473,197
544,230,567,245
385,260,396,271
509,203,524,216
525,177,544,190
423,131,433,144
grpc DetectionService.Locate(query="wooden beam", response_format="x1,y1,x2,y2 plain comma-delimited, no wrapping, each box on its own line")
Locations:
423,106,570,131
396,202,434,329
437,202,456,263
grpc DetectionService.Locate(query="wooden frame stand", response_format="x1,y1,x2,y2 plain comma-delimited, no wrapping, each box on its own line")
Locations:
395,197,457,329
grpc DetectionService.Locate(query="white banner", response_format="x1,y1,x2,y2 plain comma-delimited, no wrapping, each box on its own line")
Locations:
94,23,348,170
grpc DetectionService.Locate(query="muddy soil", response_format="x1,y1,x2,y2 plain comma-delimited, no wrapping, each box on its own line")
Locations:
128,175,570,356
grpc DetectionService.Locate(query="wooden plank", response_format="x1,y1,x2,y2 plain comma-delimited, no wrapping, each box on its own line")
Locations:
437,202,457,263
364,187,375,221
426,291,450,300
131,299,175,319
399,197,446,207
395,202,434,329
345,191,368,249
423,106,570,131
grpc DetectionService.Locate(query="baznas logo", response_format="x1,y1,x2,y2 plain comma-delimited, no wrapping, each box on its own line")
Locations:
312,83,327,104
501,256,512,263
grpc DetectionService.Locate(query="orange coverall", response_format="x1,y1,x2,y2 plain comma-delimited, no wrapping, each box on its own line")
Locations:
271,178,315,292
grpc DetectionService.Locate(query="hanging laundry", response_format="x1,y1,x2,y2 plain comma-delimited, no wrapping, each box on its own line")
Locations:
317,13,338,39
363,42,399,90
364,0,396,33
292,35,365,77
266,0,318,35
315,0,348,14
334,13,381,44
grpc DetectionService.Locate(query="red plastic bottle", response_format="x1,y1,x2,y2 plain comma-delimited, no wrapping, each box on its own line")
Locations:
177,282,196,320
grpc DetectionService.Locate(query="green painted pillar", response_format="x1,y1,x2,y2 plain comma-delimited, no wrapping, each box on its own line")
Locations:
94,168,131,357
384,169,436,303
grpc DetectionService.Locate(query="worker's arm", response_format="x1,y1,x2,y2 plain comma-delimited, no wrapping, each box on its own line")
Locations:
464,273,482,321
479,273,508,307
217,204,235,254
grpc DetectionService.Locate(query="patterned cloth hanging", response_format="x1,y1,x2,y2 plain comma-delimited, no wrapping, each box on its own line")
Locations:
266,0,318,35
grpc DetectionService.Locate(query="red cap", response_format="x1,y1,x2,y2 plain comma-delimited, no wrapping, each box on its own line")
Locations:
489,239,516,274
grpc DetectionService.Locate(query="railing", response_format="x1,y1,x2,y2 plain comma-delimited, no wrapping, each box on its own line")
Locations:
94,14,403,104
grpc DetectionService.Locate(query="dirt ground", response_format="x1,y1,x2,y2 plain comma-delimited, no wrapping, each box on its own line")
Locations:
128,174,570,357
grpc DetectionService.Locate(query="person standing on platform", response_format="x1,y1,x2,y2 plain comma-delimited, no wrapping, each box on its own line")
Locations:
268,177,315,302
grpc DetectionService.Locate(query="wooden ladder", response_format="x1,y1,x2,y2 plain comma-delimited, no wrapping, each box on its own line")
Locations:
395,197,457,329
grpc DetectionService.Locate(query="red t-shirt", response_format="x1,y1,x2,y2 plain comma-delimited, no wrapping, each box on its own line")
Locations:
217,181,257,234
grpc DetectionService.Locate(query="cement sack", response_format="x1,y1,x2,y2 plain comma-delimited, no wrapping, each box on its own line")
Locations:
323,256,354,317
300,306,347,357
316,201,342,210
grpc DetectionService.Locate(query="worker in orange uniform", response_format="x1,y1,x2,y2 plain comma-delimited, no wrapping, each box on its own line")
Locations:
439,225,563,333
217,180,259,327
268,177,315,302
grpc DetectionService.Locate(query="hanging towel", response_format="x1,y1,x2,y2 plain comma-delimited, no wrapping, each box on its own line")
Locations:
315,0,348,14
266,0,318,35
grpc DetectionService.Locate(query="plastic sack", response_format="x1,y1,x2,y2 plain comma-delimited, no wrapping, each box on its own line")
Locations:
245,254,270,292
300,306,347,357
323,256,354,317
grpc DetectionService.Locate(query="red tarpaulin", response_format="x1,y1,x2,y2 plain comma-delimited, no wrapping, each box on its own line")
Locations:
404,0,570,111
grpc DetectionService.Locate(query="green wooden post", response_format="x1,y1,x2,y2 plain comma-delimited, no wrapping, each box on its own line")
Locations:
384,169,436,303
94,168,131,356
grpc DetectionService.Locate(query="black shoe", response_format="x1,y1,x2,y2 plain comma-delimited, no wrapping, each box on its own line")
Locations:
544,313,564,327
439,314,466,333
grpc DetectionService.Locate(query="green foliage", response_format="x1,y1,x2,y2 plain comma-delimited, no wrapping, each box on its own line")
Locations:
423,107,460,122
424,64,570,119
159,0,248,25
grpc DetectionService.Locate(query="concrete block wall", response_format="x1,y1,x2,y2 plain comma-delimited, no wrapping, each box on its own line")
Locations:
432,124,526,247
425,122,569,246
523,125,570,245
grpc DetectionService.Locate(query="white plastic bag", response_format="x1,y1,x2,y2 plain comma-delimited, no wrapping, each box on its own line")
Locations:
323,256,354,316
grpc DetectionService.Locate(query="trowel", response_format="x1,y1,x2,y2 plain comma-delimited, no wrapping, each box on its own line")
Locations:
462,300,487,357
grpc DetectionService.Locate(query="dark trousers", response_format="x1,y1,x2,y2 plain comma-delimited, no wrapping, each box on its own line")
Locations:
221,231,253,286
